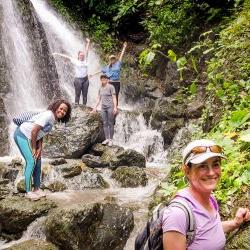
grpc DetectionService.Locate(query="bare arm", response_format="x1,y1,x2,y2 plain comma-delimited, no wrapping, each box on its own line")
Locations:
92,95,101,112
222,208,250,233
31,125,43,158
89,70,102,78
119,41,127,62
52,52,73,62
36,138,43,159
85,38,90,59
163,232,186,250
112,94,117,114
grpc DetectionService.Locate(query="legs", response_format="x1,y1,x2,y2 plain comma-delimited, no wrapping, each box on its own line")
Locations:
110,81,120,105
33,158,41,189
14,128,35,193
101,107,115,140
101,109,110,140
74,78,82,104
82,77,89,105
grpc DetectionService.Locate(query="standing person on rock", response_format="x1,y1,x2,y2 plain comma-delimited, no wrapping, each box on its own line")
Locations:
162,139,250,250
90,41,127,106
53,38,91,105
91,74,117,146
14,99,72,201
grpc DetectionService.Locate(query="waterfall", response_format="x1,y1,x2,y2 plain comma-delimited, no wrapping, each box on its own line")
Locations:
1,0,45,112
113,111,167,167
30,0,101,106
30,0,167,167
0,0,47,155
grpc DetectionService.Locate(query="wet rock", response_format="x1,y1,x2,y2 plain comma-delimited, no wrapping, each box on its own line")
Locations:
81,154,105,168
142,109,153,126
49,158,67,166
0,184,11,200
186,99,205,119
90,143,107,156
9,157,23,167
61,162,82,178
0,98,9,156
70,171,109,189
112,166,148,187
0,163,19,182
161,118,185,147
45,202,134,250
47,181,67,192
6,239,58,250
16,179,26,193
101,145,146,170
0,196,56,235
43,106,103,158
151,96,187,130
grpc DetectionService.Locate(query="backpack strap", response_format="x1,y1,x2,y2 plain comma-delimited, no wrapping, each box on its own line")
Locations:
168,199,196,246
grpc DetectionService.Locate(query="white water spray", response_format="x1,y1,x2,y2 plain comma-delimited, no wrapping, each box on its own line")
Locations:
30,0,101,106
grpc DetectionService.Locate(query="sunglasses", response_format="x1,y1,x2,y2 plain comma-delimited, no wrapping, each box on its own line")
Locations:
184,145,223,164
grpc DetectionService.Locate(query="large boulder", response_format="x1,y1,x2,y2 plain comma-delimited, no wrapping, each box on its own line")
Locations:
0,196,56,236
43,106,103,158
6,239,58,250
111,166,148,187
100,145,146,170
45,202,134,250
0,183,11,200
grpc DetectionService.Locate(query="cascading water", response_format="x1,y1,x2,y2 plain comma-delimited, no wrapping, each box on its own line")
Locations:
113,111,167,167
30,0,101,106
0,0,46,155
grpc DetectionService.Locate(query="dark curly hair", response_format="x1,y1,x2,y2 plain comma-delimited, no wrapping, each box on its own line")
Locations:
48,99,72,123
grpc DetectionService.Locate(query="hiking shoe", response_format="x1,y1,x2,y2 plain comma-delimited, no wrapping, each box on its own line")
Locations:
34,189,46,198
108,140,113,146
25,191,40,201
102,139,109,145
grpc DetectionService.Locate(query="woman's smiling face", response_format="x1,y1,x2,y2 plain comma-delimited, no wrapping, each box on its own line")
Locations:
185,157,221,194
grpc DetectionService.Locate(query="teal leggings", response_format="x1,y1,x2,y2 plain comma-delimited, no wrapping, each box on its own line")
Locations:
14,127,41,192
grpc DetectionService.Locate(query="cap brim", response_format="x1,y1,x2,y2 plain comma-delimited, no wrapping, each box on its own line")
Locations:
189,152,226,164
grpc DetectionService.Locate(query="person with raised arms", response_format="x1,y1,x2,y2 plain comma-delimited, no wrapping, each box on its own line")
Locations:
53,38,90,105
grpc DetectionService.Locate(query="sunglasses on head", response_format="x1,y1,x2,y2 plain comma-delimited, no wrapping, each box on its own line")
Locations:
184,145,223,165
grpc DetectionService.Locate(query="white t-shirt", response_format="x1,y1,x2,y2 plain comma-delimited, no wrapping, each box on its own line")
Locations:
70,58,88,78
19,110,55,141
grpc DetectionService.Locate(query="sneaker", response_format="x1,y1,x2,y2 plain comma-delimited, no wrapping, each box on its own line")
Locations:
25,191,40,201
108,140,113,146
34,189,46,198
102,139,109,145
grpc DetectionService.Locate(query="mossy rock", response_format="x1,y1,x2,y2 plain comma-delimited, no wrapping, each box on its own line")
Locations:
47,181,67,192
111,166,148,187
17,179,26,193
0,196,56,235
61,162,82,178
6,239,58,250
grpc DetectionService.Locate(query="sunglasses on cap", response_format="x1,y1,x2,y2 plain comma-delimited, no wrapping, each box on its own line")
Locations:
184,145,223,165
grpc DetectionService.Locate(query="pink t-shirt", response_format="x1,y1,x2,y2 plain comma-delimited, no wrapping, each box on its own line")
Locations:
162,188,226,250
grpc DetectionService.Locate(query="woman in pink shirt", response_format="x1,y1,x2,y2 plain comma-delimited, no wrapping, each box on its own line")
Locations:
162,139,250,250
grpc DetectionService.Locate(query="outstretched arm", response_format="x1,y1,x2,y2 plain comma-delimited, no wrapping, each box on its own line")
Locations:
85,38,90,59
52,52,73,62
222,207,250,233
119,41,127,62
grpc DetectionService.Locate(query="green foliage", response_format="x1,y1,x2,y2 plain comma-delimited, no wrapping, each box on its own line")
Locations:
158,1,250,206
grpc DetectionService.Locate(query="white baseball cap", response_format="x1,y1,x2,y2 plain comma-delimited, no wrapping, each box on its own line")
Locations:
182,139,226,165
